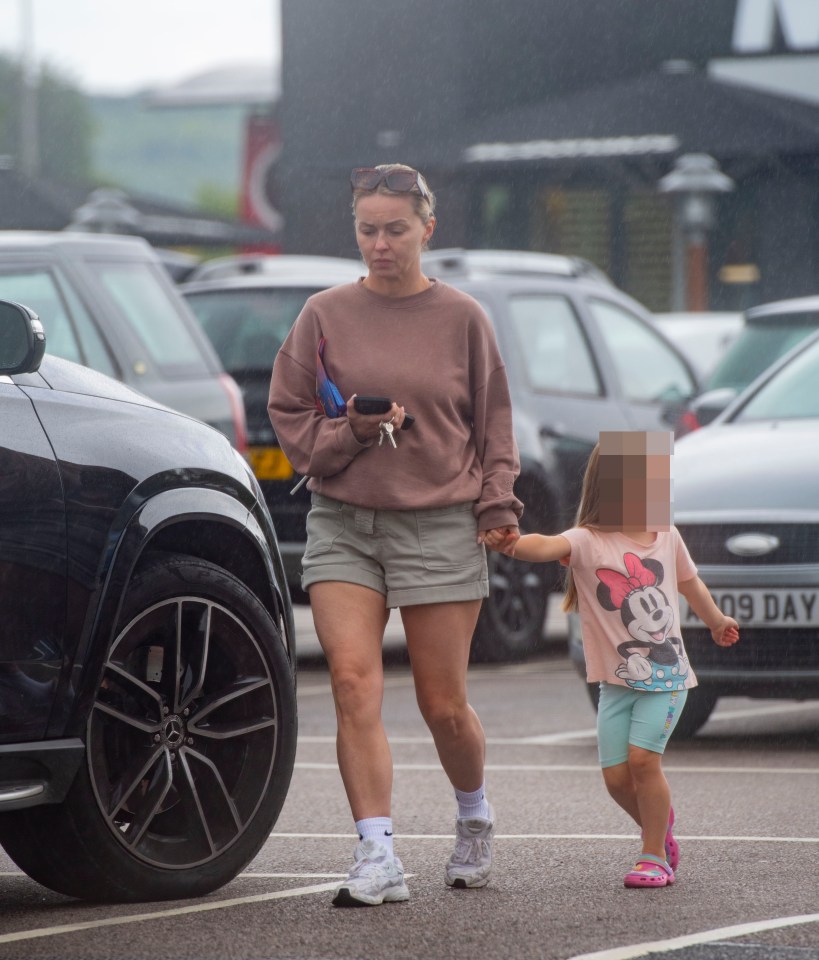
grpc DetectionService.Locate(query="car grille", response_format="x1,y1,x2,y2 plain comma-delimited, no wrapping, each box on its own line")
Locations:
676,523,819,565
684,626,819,673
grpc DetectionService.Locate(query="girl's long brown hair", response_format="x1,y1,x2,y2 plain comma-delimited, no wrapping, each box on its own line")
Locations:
561,443,601,613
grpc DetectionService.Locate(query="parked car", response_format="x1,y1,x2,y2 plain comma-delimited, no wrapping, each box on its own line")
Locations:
180,256,363,599
183,249,697,662
652,311,743,379
671,295,819,436
187,252,363,284
0,299,297,902
420,249,698,659
0,231,247,449
569,327,819,737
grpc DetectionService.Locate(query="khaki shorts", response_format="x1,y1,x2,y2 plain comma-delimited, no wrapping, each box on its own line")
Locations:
301,493,489,607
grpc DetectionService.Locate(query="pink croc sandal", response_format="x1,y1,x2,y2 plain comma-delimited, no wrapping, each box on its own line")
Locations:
640,807,680,872
665,806,680,871
623,854,675,889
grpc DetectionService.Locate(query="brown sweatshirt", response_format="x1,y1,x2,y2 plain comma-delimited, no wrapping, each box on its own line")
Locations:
268,278,522,531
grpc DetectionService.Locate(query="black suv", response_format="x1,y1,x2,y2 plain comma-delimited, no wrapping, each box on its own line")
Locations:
0,299,296,902
0,231,247,448
183,250,697,661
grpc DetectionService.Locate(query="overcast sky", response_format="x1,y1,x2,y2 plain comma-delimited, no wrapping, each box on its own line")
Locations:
0,0,280,94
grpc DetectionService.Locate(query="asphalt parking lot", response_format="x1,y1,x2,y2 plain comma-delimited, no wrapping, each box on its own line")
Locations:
2,611,818,960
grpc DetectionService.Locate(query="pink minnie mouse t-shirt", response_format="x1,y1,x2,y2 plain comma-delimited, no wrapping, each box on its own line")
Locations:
562,526,698,691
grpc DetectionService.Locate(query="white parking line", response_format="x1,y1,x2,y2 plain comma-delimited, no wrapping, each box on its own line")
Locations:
702,701,819,722
566,912,819,960
0,880,340,945
269,832,819,844
295,761,819,774
297,700,819,746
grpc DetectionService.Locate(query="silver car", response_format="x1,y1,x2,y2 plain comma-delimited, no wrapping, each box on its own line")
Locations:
0,231,247,448
184,250,697,663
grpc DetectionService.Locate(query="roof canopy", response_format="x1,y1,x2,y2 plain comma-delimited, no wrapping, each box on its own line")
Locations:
451,66,819,171
0,173,279,248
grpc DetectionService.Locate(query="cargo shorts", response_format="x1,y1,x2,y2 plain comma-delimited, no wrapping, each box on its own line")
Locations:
301,493,489,608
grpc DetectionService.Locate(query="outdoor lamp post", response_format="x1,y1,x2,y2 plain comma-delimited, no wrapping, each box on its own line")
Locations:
658,153,734,312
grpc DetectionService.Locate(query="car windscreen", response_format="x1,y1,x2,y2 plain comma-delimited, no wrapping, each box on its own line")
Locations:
703,313,819,393
91,260,209,372
184,287,320,372
0,267,118,377
734,335,819,421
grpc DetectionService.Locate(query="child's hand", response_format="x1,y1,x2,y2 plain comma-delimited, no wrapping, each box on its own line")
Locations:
479,526,520,555
713,618,740,647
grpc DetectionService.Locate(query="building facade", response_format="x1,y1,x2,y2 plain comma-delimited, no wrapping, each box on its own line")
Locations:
279,0,819,310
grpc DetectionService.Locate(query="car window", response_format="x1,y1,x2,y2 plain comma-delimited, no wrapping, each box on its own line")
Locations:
508,294,601,396
184,287,320,372
0,267,115,376
92,260,206,369
734,336,819,421
704,314,819,393
589,298,695,403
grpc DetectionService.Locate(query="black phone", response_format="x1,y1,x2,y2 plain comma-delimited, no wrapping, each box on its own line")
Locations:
354,395,393,415
354,395,415,430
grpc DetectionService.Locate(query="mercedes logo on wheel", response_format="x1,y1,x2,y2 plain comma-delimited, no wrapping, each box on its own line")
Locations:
162,715,185,749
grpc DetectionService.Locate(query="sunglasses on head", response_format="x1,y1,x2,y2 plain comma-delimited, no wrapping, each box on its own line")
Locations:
350,167,430,200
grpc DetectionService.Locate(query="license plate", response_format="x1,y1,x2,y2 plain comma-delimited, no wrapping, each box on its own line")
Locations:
246,446,294,481
681,589,819,628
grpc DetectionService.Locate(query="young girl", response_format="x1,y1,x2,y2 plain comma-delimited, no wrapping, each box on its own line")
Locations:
485,432,739,889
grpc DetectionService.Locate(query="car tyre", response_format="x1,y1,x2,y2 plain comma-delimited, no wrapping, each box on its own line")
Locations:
470,518,551,662
671,686,717,739
0,554,297,902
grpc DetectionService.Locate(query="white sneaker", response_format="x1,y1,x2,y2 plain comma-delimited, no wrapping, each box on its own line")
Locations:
445,805,494,888
333,838,410,907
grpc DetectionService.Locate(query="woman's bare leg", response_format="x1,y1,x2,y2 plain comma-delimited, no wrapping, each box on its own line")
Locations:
401,600,485,791
309,581,392,820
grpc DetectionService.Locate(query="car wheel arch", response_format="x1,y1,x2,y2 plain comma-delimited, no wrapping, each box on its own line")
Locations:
61,487,290,736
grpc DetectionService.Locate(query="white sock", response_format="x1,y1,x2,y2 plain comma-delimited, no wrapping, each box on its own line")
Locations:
355,817,394,857
455,783,491,820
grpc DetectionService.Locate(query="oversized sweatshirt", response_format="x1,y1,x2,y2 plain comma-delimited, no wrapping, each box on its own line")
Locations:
267,279,523,531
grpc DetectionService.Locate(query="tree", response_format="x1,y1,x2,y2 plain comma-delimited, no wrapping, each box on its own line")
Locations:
0,53,93,181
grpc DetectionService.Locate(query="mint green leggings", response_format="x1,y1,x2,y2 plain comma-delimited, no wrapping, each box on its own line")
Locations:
597,682,688,768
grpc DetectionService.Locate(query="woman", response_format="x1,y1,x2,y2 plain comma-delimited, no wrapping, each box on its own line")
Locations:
268,163,522,906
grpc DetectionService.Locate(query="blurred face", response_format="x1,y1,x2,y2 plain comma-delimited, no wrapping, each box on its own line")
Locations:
597,431,673,532
354,192,435,290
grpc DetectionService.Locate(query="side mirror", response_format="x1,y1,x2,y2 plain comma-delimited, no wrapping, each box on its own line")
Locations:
0,300,46,375
691,387,737,426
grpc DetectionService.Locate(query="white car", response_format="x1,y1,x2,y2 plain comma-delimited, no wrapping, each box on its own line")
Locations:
652,311,744,379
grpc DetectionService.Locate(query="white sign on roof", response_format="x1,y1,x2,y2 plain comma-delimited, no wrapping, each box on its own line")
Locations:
463,135,680,163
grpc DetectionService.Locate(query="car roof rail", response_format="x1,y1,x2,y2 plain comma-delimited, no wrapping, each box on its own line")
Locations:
189,254,361,283
746,295,819,320
421,248,612,284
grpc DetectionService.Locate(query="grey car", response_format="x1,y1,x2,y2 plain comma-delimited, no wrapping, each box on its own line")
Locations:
422,250,697,659
569,327,819,736
183,250,697,661
673,295,819,436
0,231,247,447
671,328,819,735
180,257,363,601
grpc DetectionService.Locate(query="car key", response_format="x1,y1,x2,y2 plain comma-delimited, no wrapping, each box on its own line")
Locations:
379,420,398,448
